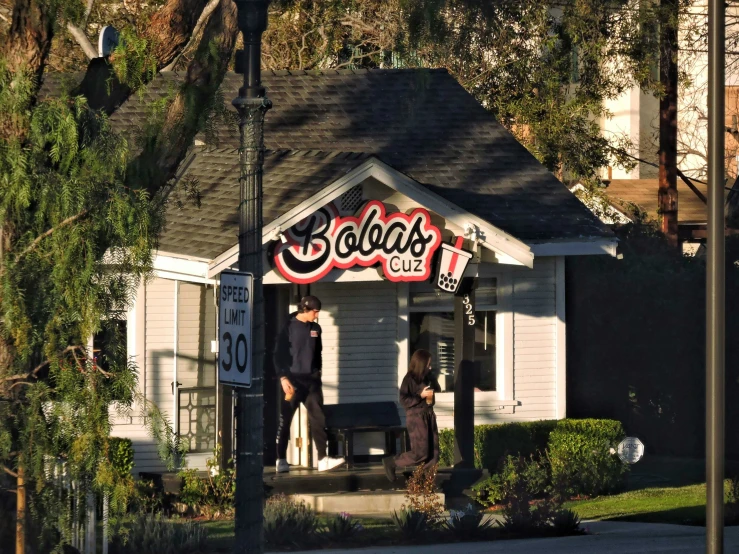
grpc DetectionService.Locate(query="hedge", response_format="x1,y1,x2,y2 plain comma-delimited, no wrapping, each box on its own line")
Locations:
548,418,626,496
438,420,558,470
439,419,624,468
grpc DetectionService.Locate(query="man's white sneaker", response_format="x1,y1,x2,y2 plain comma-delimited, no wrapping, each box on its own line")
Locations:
317,456,345,472
276,459,289,473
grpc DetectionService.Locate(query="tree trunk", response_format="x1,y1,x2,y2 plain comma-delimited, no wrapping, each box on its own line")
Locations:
658,0,679,248
145,0,212,69
1,0,53,80
75,0,213,114
129,0,239,192
16,466,25,554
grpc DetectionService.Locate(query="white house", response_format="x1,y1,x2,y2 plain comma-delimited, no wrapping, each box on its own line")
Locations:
102,69,617,473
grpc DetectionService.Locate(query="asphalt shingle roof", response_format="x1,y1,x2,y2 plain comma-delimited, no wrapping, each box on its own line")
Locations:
42,68,612,259
162,149,368,258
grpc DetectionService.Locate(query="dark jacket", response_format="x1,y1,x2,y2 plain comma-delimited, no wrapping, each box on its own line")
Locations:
399,372,440,414
274,312,322,379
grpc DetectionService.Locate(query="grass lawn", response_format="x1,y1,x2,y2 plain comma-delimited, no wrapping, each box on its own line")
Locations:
564,457,739,526
565,483,711,526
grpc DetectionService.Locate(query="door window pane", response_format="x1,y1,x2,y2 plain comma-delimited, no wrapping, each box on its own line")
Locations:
409,312,455,392
474,311,496,391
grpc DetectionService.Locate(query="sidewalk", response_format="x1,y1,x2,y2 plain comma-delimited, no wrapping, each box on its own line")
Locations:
279,521,739,554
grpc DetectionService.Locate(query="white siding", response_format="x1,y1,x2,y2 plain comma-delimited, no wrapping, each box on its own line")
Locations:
113,278,177,474
434,257,559,429
311,281,399,455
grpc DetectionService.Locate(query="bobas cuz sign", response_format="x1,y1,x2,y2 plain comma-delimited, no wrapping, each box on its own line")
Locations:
272,201,443,284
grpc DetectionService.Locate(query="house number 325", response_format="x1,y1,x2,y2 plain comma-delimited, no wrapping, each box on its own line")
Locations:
463,295,475,326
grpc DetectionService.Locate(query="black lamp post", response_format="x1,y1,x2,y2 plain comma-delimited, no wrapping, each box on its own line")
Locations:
232,1,271,553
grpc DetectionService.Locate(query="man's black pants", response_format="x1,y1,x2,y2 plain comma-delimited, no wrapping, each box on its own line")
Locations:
276,374,328,461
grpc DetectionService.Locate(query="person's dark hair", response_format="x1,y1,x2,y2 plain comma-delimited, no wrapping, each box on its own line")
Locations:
298,295,321,313
408,349,432,382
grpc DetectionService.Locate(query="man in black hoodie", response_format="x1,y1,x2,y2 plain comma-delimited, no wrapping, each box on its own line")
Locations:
274,295,345,473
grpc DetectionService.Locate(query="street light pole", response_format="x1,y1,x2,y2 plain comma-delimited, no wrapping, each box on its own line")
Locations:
232,1,271,553
707,0,725,552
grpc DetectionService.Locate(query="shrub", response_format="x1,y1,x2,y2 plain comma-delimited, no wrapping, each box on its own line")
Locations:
404,464,444,525
442,503,494,539
472,453,550,508
263,494,319,548
550,508,583,536
391,508,431,539
439,420,557,470
548,419,627,497
322,512,363,541
109,515,206,554
177,446,235,519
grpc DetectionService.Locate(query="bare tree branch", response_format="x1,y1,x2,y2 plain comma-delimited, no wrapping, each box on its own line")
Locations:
14,210,90,263
1,465,18,479
83,0,94,26
161,0,220,72
66,23,97,60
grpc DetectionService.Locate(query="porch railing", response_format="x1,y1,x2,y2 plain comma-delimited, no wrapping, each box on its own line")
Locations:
178,386,217,454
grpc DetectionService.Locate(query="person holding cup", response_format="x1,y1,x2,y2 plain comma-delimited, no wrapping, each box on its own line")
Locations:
382,349,440,482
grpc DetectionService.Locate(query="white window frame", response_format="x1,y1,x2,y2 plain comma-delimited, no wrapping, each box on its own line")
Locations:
399,267,514,403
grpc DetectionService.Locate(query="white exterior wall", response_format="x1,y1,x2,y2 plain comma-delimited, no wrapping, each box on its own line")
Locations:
310,281,399,458
432,256,562,429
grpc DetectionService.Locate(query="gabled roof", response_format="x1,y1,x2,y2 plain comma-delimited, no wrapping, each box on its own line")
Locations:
161,149,369,259
104,69,612,250
40,69,613,259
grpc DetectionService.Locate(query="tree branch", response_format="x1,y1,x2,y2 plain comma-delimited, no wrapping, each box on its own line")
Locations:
0,345,83,383
66,22,97,60
1,465,18,479
83,0,94,26
162,0,220,72
14,209,90,263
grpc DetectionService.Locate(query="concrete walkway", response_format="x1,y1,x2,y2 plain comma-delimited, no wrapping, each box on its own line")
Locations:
278,521,739,553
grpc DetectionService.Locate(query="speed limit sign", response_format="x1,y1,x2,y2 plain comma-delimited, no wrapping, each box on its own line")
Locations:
218,270,253,388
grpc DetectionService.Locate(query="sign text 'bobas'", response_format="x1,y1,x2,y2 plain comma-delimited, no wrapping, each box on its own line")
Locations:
273,201,442,284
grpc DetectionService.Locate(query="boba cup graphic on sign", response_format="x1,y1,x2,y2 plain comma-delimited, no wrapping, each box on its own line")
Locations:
436,236,473,293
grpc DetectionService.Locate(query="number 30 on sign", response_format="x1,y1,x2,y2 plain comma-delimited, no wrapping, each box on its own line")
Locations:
219,270,253,388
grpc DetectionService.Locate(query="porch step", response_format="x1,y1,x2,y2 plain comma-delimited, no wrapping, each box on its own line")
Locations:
293,490,444,515
264,464,450,495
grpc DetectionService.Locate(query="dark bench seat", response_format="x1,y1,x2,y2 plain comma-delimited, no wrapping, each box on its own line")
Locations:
324,401,407,469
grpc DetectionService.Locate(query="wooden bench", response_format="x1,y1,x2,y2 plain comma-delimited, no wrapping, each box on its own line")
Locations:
324,401,407,469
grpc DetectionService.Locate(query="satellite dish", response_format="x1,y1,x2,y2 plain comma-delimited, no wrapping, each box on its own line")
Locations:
98,26,120,58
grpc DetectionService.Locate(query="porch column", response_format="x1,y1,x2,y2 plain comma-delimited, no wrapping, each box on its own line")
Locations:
453,276,476,468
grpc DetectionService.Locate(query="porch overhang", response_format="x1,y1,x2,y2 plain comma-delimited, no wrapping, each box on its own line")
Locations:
207,158,535,279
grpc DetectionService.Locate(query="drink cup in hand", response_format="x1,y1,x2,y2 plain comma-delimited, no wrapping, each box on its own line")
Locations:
424,386,433,405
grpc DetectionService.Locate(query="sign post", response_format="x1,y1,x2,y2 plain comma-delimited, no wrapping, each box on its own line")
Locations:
218,271,253,388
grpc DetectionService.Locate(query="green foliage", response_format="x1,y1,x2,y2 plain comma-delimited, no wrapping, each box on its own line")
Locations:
322,512,364,541
111,27,158,92
472,453,550,508
263,494,320,548
550,508,583,536
109,438,135,476
548,419,627,498
439,420,557,470
442,503,494,539
391,507,431,539
0,52,162,550
134,478,166,515
109,515,207,554
177,446,235,519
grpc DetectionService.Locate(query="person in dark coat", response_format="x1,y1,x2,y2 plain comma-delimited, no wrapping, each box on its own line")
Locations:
382,349,440,481
274,295,345,473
